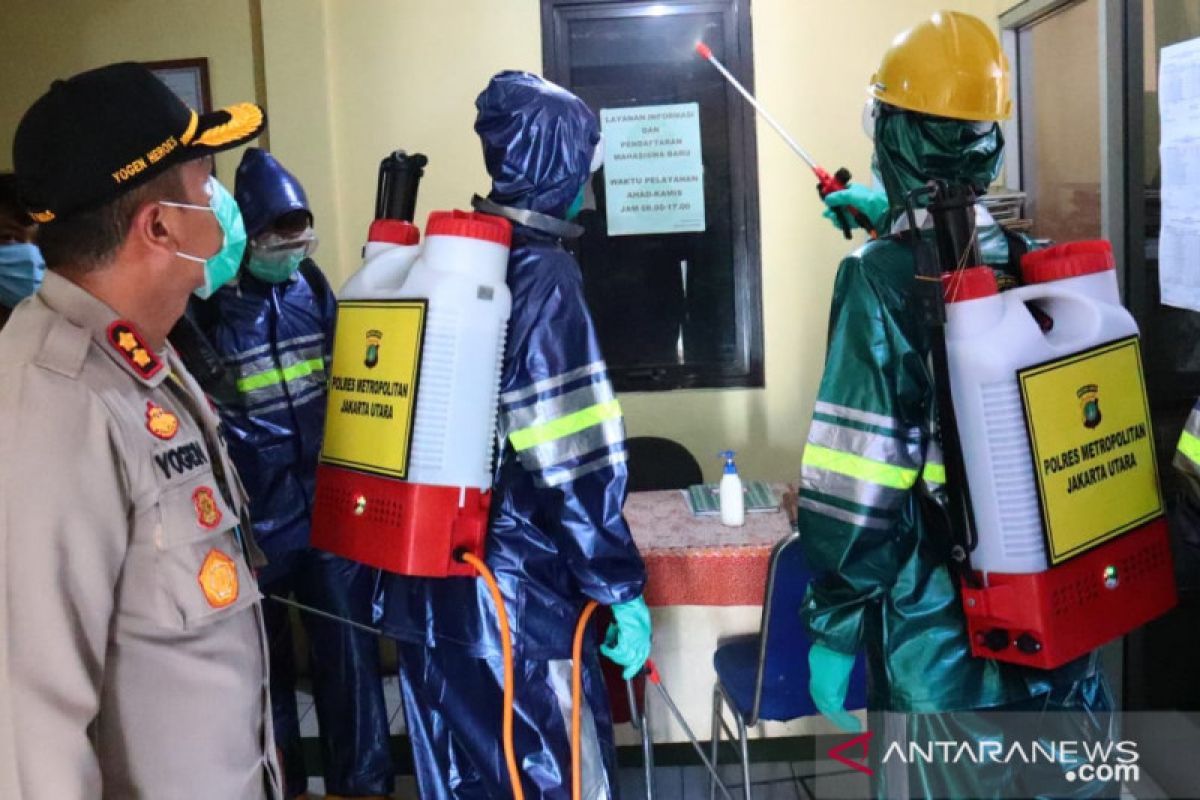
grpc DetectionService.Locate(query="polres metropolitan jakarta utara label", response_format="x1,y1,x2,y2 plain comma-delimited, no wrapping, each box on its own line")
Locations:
1019,336,1162,565
320,300,426,479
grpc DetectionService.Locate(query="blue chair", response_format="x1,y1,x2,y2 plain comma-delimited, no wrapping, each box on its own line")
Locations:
708,531,868,799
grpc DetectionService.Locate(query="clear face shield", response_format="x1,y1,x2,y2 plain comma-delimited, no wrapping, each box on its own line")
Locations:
862,99,878,141
250,227,320,261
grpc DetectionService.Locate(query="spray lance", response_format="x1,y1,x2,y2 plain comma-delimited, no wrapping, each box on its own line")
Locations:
695,42,877,240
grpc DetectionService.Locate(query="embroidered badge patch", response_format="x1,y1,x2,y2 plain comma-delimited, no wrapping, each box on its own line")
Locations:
106,321,162,379
192,486,223,530
197,548,239,609
145,401,179,440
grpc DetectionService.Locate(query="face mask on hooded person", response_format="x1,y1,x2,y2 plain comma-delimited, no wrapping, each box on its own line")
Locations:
246,226,318,283
871,105,1005,223
565,133,605,221
0,242,45,308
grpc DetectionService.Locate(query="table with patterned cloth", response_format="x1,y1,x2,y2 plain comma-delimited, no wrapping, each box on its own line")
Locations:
624,484,792,607
617,484,846,745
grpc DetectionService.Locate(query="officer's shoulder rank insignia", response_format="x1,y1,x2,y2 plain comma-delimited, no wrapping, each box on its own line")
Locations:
197,548,239,609
107,320,162,379
192,486,223,530
145,400,179,440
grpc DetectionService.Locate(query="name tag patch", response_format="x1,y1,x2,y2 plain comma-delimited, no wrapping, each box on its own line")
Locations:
155,441,210,480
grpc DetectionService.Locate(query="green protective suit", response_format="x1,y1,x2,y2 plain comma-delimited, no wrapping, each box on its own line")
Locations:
800,107,1114,798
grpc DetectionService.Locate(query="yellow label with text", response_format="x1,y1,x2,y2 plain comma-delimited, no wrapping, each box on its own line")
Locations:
320,300,426,479
1019,336,1162,565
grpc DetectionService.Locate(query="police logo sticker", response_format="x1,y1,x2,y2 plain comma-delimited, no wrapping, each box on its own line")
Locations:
192,486,223,529
106,320,162,378
364,329,382,369
1078,384,1102,429
145,400,179,440
197,548,239,609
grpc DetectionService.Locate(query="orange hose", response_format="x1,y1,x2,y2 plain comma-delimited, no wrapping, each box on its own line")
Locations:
571,600,600,800
461,552,524,800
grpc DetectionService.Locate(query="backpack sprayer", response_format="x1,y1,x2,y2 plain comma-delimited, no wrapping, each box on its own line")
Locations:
294,150,623,800
695,41,877,239
908,182,1176,669
311,149,507,579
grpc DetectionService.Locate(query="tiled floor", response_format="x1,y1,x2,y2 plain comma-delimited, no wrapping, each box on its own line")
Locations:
630,759,868,800
297,674,408,739
294,686,1166,799
302,761,1161,800
304,761,846,799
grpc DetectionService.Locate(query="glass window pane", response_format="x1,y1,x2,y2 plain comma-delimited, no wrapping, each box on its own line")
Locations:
1140,1,1200,491
547,2,763,390
1019,0,1103,242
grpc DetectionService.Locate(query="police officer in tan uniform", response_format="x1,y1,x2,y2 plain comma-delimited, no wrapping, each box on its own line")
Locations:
0,63,282,799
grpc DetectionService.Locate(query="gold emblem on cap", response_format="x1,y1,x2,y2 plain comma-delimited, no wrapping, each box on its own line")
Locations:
180,110,199,145
194,103,264,148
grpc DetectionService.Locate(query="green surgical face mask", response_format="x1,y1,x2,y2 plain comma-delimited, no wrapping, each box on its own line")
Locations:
873,108,1004,222
245,227,317,283
247,249,305,283
162,177,248,299
565,185,586,221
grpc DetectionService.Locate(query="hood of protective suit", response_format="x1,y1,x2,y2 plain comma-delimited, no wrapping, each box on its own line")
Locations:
235,147,311,239
474,70,601,219
873,107,1004,218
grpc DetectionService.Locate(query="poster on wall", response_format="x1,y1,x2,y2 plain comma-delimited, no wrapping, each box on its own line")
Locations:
600,102,706,237
1158,36,1200,312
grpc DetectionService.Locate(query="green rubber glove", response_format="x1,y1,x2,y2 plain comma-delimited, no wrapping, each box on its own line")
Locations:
600,596,652,680
822,183,889,233
808,644,863,733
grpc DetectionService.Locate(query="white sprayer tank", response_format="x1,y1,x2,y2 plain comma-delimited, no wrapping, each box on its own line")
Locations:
944,241,1138,575
395,211,512,490
339,219,423,300
336,211,512,490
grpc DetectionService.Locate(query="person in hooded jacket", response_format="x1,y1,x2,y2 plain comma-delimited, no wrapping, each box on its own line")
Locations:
0,173,42,330
378,71,651,800
187,148,394,800
800,12,1115,799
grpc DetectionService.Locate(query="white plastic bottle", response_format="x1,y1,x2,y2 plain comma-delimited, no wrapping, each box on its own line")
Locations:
719,450,745,527
397,211,513,489
943,244,1139,576
338,219,423,299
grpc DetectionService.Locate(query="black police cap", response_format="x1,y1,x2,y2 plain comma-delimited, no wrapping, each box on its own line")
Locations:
13,62,266,223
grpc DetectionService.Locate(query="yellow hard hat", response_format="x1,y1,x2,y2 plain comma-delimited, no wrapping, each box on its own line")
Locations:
869,10,1011,122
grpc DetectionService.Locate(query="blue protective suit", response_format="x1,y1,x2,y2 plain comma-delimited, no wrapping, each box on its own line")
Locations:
187,148,393,798
379,71,647,799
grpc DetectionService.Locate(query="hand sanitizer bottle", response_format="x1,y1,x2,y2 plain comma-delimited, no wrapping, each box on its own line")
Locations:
719,450,745,527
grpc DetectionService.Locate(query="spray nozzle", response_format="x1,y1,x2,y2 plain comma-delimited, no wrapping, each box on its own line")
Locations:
375,150,429,223
718,450,738,475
